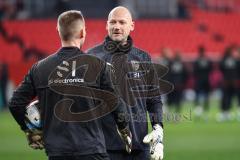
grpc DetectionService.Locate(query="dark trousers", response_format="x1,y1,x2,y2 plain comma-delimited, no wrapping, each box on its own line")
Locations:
49,153,109,160
107,150,150,160
237,88,240,107
0,82,7,106
195,90,210,110
168,88,183,112
221,86,235,111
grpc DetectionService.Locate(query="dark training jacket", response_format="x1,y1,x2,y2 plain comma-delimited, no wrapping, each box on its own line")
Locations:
87,36,163,151
9,47,128,156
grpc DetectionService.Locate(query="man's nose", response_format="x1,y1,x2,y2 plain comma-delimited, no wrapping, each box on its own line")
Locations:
113,27,120,31
113,23,121,30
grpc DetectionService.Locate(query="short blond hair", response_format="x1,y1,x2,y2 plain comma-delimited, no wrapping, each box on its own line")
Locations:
57,10,84,41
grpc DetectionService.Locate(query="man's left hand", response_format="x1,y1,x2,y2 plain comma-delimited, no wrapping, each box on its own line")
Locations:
143,124,164,160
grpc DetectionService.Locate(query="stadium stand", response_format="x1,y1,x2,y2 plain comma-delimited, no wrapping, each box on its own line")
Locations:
1,9,240,85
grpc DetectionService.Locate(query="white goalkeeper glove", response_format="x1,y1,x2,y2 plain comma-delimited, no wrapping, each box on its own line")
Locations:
143,124,164,160
117,127,132,153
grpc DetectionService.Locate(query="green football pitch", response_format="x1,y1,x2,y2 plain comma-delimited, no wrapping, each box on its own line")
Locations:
0,100,240,160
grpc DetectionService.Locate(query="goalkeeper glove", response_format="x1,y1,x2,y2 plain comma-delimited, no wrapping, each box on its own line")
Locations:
143,124,164,160
25,130,44,150
117,127,132,153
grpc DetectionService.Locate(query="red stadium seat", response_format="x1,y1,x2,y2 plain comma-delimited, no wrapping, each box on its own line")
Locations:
1,10,240,85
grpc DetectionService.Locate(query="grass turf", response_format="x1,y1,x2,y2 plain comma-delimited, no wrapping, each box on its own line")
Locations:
0,99,240,160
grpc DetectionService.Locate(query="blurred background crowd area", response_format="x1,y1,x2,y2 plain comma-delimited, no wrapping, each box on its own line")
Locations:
1,0,240,121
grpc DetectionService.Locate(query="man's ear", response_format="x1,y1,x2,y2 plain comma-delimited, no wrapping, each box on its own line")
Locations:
79,29,84,39
130,21,135,31
106,21,108,31
56,26,61,37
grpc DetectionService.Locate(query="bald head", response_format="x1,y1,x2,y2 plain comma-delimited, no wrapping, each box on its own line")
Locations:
106,6,134,43
108,6,133,22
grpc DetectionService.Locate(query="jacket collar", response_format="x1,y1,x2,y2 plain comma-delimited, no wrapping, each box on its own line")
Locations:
103,36,133,54
57,47,84,57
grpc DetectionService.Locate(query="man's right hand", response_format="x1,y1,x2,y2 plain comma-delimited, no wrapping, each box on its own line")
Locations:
25,130,44,150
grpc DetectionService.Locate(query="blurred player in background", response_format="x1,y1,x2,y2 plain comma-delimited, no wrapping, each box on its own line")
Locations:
0,62,9,108
156,47,173,112
218,46,238,121
8,10,130,160
235,47,240,121
158,47,172,69
193,46,212,119
88,6,164,160
167,52,187,112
